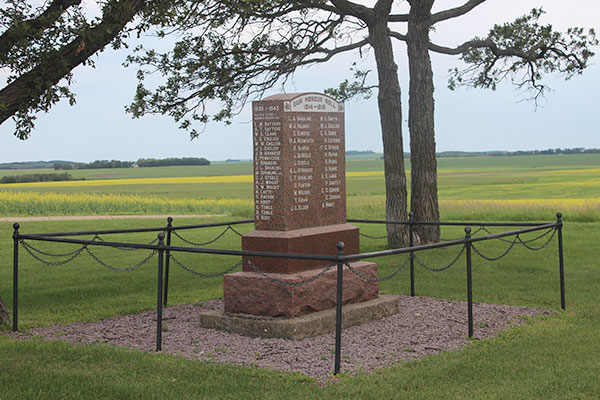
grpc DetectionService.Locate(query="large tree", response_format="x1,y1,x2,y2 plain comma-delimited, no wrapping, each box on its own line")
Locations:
1,1,596,247
399,2,596,243
127,0,596,246
0,0,149,139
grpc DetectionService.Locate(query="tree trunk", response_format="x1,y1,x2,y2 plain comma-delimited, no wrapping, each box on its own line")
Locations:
369,11,409,248
0,296,9,326
407,0,440,244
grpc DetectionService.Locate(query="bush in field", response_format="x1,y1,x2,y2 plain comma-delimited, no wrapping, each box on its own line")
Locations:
0,173,74,184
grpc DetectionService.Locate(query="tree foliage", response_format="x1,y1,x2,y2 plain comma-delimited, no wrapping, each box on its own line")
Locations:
0,0,147,139
0,172,73,183
124,0,596,246
125,2,597,137
0,0,596,246
446,8,597,101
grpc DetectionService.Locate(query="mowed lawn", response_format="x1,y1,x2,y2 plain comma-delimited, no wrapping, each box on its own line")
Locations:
0,154,599,398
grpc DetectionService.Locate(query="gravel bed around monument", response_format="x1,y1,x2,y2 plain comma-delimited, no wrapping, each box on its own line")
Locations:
6,296,551,379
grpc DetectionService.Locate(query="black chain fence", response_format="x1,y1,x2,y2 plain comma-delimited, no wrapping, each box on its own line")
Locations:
10,214,565,377
169,255,242,277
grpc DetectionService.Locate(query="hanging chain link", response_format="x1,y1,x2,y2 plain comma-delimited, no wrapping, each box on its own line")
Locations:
172,226,233,246
84,247,157,272
471,237,518,261
441,226,486,242
345,255,411,282
359,223,409,240
20,239,85,257
517,228,557,250
414,244,466,272
20,240,86,266
359,232,388,239
228,225,244,237
246,258,336,287
168,254,242,277
92,234,161,251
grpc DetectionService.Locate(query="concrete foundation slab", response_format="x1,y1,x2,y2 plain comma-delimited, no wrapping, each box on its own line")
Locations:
198,295,400,340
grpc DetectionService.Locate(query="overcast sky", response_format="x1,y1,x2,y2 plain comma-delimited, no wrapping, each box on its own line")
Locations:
1,0,599,163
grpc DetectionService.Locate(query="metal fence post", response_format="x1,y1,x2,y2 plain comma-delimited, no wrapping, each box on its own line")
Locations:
156,232,165,351
334,241,345,375
409,212,415,297
556,212,566,310
465,227,473,338
163,217,173,307
12,223,20,332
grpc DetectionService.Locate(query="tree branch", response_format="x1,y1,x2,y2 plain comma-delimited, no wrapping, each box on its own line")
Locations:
329,0,373,22
429,38,586,70
430,0,486,24
0,0,82,58
389,30,408,42
388,13,409,23
0,0,147,135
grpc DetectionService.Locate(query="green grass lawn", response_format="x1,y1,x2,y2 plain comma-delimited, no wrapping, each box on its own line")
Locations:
1,217,599,398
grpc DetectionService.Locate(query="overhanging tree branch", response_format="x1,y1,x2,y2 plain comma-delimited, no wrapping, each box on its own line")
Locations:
328,0,373,22
430,0,486,24
0,0,147,138
0,0,82,58
434,8,598,101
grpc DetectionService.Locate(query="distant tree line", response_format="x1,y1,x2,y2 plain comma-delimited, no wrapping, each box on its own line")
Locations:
54,160,134,170
345,150,376,156
1,172,74,184
54,157,210,170
136,157,210,167
437,148,600,158
0,161,56,170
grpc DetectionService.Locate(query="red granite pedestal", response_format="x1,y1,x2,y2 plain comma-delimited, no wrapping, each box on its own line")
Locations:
223,224,379,318
241,223,359,273
224,261,379,318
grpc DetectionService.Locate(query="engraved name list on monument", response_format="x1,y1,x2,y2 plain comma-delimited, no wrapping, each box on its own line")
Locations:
252,93,346,231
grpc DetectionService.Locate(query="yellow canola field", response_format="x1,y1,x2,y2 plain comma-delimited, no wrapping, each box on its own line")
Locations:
440,198,600,211
0,191,252,216
2,175,254,188
1,171,386,188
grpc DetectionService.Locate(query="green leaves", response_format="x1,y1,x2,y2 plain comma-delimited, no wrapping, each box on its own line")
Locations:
324,63,376,102
125,0,351,138
0,0,146,139
447,8,598,102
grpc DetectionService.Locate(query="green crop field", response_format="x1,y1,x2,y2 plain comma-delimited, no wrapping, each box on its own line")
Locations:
1,154,599,221
0,153,599,398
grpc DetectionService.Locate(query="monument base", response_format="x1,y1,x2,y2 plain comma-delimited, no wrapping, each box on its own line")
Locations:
199,295,400,340
242,223,359,273
224,261,378,318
